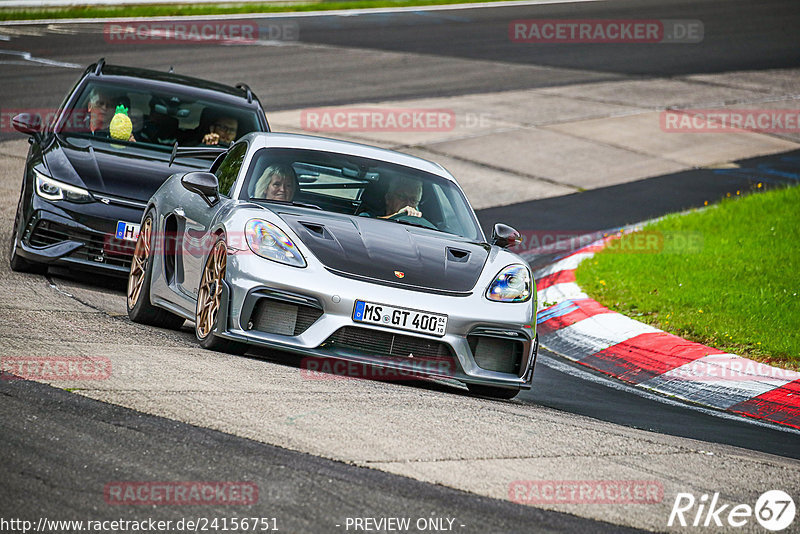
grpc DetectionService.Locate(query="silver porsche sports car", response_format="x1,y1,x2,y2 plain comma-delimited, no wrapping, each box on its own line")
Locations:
127,132,537,398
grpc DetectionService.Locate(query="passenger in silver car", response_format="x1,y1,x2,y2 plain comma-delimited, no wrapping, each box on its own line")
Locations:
254,164,299,202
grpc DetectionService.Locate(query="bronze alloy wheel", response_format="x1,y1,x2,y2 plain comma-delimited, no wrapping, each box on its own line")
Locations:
196,239,227,339
127,216,152,310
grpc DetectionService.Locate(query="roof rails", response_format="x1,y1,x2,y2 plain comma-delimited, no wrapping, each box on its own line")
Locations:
93,57,105,75
236,83,253,104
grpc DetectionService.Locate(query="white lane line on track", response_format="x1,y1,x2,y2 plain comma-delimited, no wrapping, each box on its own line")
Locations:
538,351,800,435
0,50,81,68
0,0,606,25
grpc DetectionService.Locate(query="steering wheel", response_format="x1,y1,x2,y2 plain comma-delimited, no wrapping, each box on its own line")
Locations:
388,213,438,230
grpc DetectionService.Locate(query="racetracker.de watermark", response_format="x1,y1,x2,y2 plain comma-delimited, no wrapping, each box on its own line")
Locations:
300,108,457,132
661,109,800,133
1,356,111,381
664,357,800,382
103,20,299,44
509,480,664,505
510,230,703,256
300,357,455,381
510,19,703,43
0,108,91,133
104,481,258,506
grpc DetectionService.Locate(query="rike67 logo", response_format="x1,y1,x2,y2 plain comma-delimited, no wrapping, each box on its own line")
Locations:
668,490,796,531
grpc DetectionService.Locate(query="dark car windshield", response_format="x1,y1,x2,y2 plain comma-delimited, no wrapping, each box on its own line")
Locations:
57,79,262,151
241,147,483,242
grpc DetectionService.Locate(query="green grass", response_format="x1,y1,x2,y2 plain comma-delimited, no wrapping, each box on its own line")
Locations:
0,0,510,21
575,185,800,369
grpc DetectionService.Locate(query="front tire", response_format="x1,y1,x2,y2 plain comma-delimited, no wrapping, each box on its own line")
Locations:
9,202,46,274
195,236,247,355
467,384,520,400
127,212,186,329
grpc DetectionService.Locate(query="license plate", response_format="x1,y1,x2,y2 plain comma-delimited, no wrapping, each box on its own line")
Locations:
353,300,447,337
115,221,140,241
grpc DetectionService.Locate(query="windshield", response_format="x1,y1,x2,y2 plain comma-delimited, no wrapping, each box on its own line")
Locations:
241,147,483,241
57,79,262,151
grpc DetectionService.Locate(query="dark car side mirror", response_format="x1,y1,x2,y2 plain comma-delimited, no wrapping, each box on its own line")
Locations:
12,113,43,142
491,223,521,249
181,172,219,207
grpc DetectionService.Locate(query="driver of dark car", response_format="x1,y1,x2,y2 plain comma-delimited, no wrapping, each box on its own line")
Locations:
87,88,116,136
86,89,136,142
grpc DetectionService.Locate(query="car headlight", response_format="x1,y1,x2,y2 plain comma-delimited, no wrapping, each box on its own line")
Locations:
34,170,93,203
245,219,306,268
486,264,532,302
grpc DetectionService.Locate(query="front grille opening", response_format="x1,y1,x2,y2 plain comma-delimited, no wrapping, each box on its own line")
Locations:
468,335,523,374
325,326,454,363
28,220,70,248
248,298,323,336
28,221,133,269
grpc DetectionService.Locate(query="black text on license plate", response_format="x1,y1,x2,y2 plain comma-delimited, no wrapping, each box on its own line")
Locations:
353,300,447,336
115,221,140,241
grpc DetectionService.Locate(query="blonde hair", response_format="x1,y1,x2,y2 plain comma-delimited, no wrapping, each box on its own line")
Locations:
254,164,298,199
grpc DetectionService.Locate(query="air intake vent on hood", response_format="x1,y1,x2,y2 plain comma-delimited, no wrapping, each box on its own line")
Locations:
446,247,470,263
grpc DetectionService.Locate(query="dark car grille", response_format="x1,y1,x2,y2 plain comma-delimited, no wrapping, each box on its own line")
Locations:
28,220,134,269
325,326,455,365
249,299,323,336
467,335,523,375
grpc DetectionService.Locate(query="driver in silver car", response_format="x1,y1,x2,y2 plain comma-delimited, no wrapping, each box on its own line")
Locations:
382,176,423,218
360,176,424,219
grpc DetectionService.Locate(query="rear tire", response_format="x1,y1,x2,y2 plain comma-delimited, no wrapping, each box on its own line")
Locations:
467,384,520,400
127,211,186,329
195,236,247,355
9,204,47,274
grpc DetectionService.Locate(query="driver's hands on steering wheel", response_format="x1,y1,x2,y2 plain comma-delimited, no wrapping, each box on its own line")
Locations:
382,205,422,219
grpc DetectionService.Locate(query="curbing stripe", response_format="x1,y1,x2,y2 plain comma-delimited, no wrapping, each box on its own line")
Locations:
640,353,796,410
728,379,800,429
537,298,611,335
537,283,589,308
534,238,800,430
535,268,575,291
544,313,660,360
580,332,721,385
534,251,596,279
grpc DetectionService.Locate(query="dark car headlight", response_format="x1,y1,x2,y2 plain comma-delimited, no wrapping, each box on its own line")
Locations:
34,170,93,203
245,219,306,268
486,264,532,302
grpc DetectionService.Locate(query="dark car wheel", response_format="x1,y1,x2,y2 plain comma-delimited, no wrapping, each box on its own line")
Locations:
467,384,520,400
127,212,186,329
8,204,46,274
195,236,247,354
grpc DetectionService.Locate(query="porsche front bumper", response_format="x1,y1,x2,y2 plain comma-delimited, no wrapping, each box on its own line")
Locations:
213,250,537,390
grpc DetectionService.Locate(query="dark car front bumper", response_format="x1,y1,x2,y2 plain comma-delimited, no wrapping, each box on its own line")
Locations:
17,195,145,277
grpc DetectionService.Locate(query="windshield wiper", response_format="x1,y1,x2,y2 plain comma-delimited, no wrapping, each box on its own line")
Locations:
391,218,445,233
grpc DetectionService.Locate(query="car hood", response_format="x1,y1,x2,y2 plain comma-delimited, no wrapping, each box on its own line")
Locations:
44,139,199,202
278,211,489,294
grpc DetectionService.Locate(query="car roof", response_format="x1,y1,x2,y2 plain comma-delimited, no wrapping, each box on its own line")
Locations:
244,132,455,180
87,63,260,108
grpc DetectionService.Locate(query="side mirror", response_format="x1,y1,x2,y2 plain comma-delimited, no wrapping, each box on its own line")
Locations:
12,113,42,140
181,172,219,207
491,223,521,249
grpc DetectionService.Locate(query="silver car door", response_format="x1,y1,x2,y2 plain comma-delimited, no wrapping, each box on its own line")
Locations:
180,142,249,296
